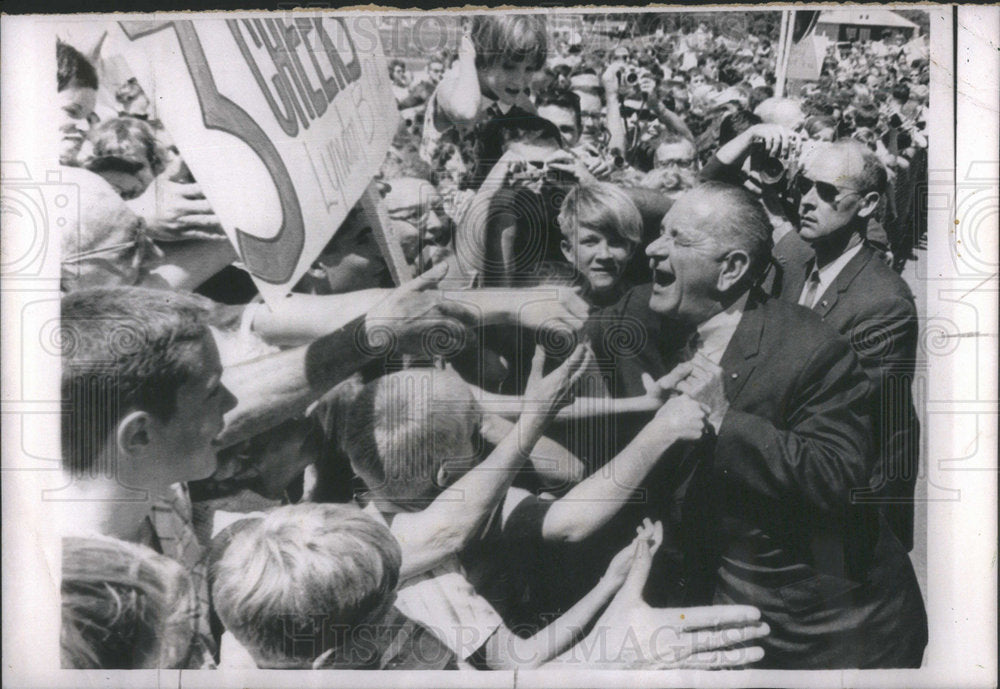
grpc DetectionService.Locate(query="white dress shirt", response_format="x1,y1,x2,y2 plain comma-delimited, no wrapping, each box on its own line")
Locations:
686,291,749,366
798,242,865,309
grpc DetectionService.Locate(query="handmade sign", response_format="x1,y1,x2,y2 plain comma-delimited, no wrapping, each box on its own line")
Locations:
115,16,402,303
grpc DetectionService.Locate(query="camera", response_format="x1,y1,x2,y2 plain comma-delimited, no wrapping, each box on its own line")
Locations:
748,139,790,187
748,137,817,192
617,66,640,86
1,164,80,278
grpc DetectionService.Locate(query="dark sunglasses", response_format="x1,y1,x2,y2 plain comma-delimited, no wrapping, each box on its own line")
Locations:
794,173,862,204
620,106,657,121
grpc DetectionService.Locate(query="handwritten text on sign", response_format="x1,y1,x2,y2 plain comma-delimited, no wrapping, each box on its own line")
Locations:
117,16,399,305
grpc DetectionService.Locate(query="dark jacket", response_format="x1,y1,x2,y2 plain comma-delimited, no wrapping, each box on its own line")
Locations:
583,286,927,668
775,238,921,551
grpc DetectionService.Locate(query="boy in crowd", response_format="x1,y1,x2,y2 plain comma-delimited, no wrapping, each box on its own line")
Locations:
211,503,457,669
210,502,765,669
420,15,547,165
557,181,643,307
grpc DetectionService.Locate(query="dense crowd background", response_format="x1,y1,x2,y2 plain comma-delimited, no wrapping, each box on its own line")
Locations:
54,11,929,673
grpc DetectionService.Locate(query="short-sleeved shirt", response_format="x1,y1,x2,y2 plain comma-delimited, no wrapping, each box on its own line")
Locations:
363,487,556,658
363,503,504,660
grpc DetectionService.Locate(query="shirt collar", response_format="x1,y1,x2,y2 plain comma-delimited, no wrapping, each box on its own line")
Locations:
809,242,865,295
694,291,749,364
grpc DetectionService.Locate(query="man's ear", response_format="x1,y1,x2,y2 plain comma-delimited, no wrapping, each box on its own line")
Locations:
435,463,450,490
857,190,880,220
717,249,751,293
559,237,574,264
116,410,152,459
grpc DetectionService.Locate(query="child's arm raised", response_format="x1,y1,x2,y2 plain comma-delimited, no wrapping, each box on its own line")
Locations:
435,29,483,125
545,534,769,669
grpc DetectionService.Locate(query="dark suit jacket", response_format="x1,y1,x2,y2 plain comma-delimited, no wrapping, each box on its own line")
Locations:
775,238,921,551
583,286,927,669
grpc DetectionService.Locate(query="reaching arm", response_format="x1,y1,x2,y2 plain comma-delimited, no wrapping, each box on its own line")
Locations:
390,345,592,579
540,389,708,543
217,264,476,448
545,536,768,669
249,289,391,347
479,413,585,490
144,238,237,292
484,523,662,670
601,63,628,155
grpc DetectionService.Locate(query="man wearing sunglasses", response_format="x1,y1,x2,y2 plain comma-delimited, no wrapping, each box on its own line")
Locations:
780,140,921,556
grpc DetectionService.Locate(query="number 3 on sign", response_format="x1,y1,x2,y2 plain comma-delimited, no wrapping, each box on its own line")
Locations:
118,19,306,284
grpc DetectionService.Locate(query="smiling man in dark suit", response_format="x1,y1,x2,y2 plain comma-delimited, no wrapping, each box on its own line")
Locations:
777,141,921,552
585,181,926,668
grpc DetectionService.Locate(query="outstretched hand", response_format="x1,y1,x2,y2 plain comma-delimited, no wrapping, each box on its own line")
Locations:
522,343,594,420
363,262,477,358
584,536,769,669
602,519,663,591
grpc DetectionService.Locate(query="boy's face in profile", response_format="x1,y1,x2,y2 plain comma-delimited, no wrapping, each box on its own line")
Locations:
480,59,535,107
58,81,97,165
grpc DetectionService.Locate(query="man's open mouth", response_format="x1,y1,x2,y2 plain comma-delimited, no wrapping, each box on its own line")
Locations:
652,268,675,287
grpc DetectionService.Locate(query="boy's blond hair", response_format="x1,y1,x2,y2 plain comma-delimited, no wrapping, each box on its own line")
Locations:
558,182,643,246
211,503,401,668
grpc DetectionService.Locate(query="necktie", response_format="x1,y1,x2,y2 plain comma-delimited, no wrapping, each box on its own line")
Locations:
677,329,703,364
800,268,822,309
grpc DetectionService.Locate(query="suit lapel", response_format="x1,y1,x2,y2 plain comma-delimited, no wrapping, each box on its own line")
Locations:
813,245,874,318
719,291,765,402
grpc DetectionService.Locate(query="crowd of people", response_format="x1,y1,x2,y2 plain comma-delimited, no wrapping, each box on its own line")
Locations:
55,12,929,672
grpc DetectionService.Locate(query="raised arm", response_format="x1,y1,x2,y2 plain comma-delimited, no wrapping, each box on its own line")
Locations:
601,62,628,155
485,521,664,669
540,385,709,543
390,344,592,579
434,30,483,125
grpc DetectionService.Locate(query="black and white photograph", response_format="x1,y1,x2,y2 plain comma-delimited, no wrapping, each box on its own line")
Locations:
0,5,996,688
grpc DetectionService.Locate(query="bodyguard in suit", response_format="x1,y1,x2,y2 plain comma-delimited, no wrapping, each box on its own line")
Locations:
775,141,921,552
587,182,926,668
